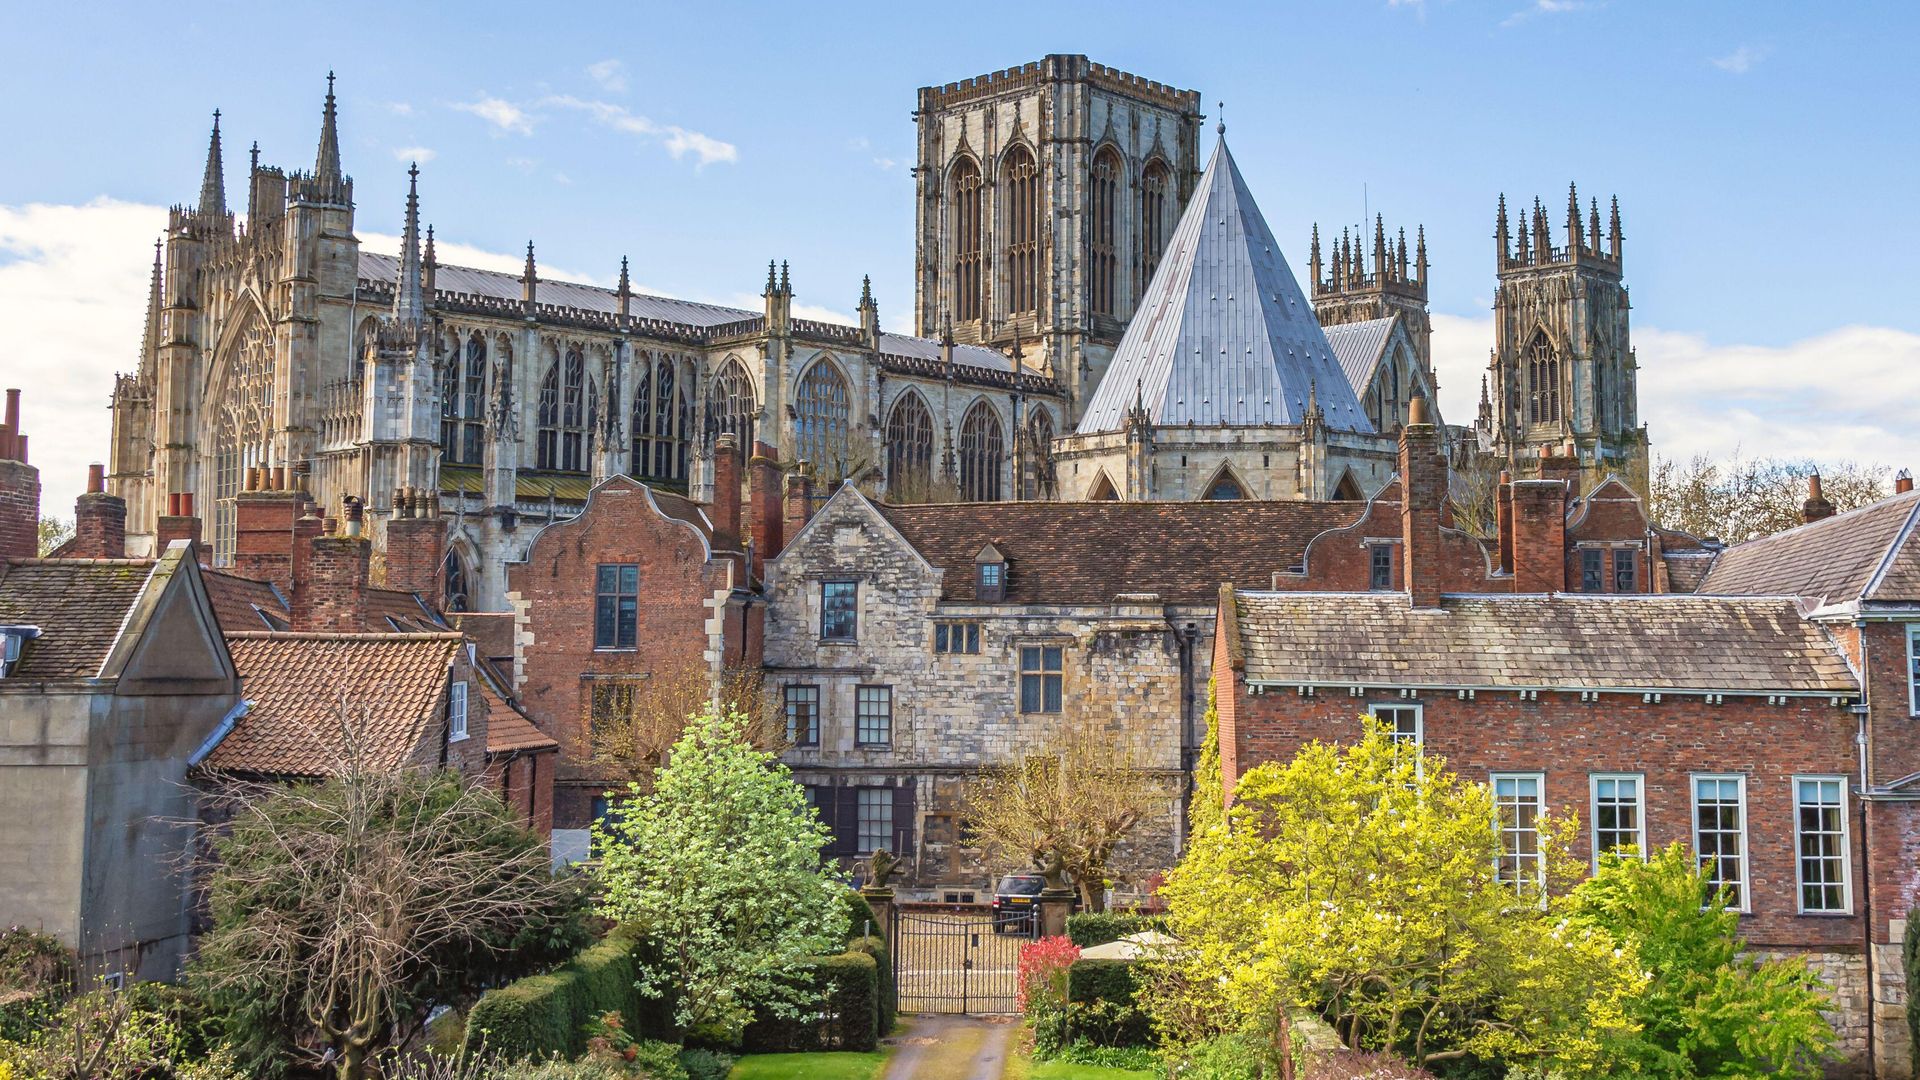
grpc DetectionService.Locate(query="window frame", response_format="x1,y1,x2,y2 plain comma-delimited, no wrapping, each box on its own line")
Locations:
1368,703,1422,748
933,620,981,655
1907,624,1920,717
1612,547,1638,593
593,563,640,651
448,679,469,742
1368,544,1395,592
855,684,894,748
784,684,820,747
978,560,1006,602
1580,548,1604,593
1589,772,1646,868
820,580,859,642
1691,773,1751,913
1019,644,1065,714
1793,774,1852,915
856,786,894,856
1490,772,1546,897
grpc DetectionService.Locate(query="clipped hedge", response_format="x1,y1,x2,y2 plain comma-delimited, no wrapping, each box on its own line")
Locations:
847,934,894,1037
1906,906,1920,1076
1065,958,1152,1047
464,927,674,1060
1065,912,1169,949
738,948,878,1053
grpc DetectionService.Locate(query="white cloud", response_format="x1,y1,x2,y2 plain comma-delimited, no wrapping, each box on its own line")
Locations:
540,95,738,167
504,156,538,173
586,59,627,93
392,146,437,164
1502,0,1593,26
552,173,573,186
360,231,600,285
452,96,535,136
387,102,415,117
1429,312,1920,471
1711,45,1769,74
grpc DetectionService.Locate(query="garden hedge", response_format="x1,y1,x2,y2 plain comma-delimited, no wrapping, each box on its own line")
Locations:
1065,912,1168,949
1906,906,1920,1075
847,933,894,1036
463,927,674,1060
738,947,879,1053
1066,957,1152,1047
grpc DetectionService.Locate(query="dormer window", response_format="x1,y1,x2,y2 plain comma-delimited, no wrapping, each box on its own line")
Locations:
974,543,1007,603
0,625,41,679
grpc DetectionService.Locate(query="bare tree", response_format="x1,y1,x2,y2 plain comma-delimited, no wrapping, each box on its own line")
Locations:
587,664,786,793
1650,454,1887,542
189,704,585,1080
963,727,1165,913
1447,457,1502,541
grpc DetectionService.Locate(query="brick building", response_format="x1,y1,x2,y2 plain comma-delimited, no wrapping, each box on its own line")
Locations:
1211,411,1915,1075
504,437,761,863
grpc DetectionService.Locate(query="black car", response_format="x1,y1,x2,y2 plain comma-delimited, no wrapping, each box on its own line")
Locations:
991,874,1045,933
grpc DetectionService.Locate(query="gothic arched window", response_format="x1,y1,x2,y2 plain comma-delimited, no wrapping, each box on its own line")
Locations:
952,157,983,322
706,357,757,452
1089,147,1121,317
443,549,471,613
794,359,853,479
632,355,690,483
1138,159,1172,300
1526,332,1561,425
958,400,1005,503
441,334,486,464
536,345,590,471
1005,145,1041,315
1088,472,1120,501
884,391,935,501
1204,467,1247,501
209,308,276,565
1021,407,1057,500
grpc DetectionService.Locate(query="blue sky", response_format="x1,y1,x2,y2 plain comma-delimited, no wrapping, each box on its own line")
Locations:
3,1,1917,508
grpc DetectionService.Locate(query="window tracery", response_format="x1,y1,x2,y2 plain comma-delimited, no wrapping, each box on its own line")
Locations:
952,158,983,322
884,391,935,500
958,400,1005,502
1005,145,1040,315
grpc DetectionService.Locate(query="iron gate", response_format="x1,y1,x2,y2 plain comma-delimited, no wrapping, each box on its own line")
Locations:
890,906,1038,1014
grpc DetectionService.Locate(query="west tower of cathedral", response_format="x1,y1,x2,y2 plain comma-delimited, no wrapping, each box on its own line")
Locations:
912,55,1204,422
1477,186,1648,490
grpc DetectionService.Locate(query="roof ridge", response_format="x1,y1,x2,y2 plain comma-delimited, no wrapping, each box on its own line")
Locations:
8,557,157,568
1863,495,1920,600
226,630,464,642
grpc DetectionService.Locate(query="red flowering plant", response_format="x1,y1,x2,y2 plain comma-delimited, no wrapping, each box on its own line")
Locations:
1018,935,1081,1054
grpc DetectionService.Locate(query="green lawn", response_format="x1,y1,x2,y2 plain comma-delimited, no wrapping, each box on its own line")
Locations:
727,1050,891,1080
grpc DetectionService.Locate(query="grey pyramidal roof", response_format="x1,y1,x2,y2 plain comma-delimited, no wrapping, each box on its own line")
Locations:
1077,139,1372,435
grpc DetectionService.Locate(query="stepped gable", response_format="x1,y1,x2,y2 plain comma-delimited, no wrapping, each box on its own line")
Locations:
1076,138,1369,435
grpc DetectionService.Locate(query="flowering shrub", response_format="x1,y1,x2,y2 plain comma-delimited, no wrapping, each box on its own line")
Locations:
1017,935,1081,1014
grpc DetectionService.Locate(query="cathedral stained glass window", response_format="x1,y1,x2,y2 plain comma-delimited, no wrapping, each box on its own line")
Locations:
1005,145,1040,315
537,345,590,472
1021,407,1057,500
952,157,983,322
1089,147,1120,317
1526,332,1561,425
706,358,757,452
1138,159,1171,300
958,400,1005,503
632,354,690,484
209,307,276,565
441,333,486,465
884,391,935,501
794,360,852,481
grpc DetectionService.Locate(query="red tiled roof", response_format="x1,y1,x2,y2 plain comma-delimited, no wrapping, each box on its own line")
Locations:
483,681,557,754
0,559,157,678
210,632,461,776
202,569,287,632
876,500,1366,605
1698,489,1920,604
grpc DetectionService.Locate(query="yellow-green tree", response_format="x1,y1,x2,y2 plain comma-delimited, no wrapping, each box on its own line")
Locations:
1154,720,1643,1073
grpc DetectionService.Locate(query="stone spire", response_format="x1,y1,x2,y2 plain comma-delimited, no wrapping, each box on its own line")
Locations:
1308,224,1323,293
1416,224,1428,282
198,111,226,216
314,71,343,185
1496,193,1510,264
1566,182,1583,251
521,242,537,310
394,163,424,325
616,255,632,319
422,225,437,297
139,240,164,368
1608,195,1623,261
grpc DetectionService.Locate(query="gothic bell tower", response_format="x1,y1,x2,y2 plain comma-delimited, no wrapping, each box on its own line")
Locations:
1481,185,1647,489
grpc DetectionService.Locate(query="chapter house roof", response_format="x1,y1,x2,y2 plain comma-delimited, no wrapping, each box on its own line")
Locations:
1076,138,1371,435
1230,591,1857,695
0,559,158,679
1697,488,1920,605
876,499,1365,605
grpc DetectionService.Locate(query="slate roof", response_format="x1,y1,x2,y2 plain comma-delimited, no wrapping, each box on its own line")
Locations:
1076,139,1371,435
0,559,156,679
1697,488,1920,604
876,499,1365,605
1230,591,1857,695
211,632,462,776
1321,318,1395,399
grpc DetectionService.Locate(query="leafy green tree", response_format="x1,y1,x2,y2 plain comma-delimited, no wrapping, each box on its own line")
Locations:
36,516,71,556
592,708,844,1043
1153,720,1643,1074
1567,845,1836,1077
190,762,587,1080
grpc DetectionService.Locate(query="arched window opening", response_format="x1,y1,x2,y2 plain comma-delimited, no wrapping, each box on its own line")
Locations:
1089,148,1121,317
884,391,935,502
1138,159,1172,301
1526,332,1561,425
1021,407,1057,500
632,355,690,484
1205,467,1247,501
958,401,1005,503
1005,146,1041,315
794,360,854,482
209,310,276,565
442,334,486,464
536,345,590,472
443,549,472,613
952,158,983,322
706,357,757,452
1332,472,1364,501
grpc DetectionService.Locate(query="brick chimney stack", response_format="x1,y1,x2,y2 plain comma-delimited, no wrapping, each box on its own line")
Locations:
1495,470,1515,576
748,440,784,580
291,497,370,632
1398,395,1445,609
233,468,308,598
383,486,446,603
711,433,742,552
1801,473,1836,524
71,463,127,558
0,389,40,560
1897,469,1914,495
1538,442,1582,500
784,462,815,545
156,493,202,560
1510,480,1569,592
